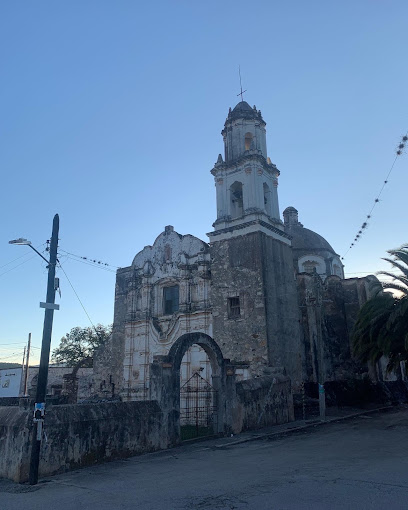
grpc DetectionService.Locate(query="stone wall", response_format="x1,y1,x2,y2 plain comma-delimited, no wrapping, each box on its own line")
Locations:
0,362,295,483
211,231,302,387
233,374,294,433
297,273,382,383
0,400,165,483
93,267,128,398
261,234,303,388
211,233,270,377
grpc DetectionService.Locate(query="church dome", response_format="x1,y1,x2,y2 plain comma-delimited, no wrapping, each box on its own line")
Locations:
283,206,344,279
289,225,336,254
232,101,253,112
227,101,264,122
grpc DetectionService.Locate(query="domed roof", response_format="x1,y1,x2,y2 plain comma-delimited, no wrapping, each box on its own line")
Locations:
289,225,337,254
283,206,337,255
232,101,253,112
226,101,264,123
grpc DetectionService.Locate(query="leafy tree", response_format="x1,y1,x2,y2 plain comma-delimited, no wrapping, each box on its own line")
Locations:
352,245,408,372
52,324,112,367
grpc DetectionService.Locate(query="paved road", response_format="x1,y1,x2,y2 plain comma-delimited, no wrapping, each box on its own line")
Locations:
2,408,408,510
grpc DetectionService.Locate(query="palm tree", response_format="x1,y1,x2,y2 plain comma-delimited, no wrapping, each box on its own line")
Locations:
352,245,408,373
378,245,408,296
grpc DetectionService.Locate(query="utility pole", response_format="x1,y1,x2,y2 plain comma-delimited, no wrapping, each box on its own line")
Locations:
20,346,26,396
23,333,31,397
315,282,326,421
29,214,59,485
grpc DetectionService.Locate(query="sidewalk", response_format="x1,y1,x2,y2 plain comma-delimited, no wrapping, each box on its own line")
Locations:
208,404,395,450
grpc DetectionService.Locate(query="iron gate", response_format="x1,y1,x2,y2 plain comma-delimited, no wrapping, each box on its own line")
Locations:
180,372,218,440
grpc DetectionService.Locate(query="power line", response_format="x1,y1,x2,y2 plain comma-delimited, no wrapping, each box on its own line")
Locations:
59,248,120,270
0,248,38,270
0,342,28,346
0,253,43,278
342,133,408,260
57,261,101,338
0,351,24,361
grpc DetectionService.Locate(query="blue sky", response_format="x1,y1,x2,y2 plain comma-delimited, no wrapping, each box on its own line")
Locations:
1,1,407,364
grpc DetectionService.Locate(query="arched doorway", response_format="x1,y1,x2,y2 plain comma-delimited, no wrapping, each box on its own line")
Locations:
179,345,217,440
151,332,226,444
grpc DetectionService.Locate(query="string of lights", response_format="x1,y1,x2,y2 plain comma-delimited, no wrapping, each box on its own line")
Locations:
342,133,407,260
62,254,117,273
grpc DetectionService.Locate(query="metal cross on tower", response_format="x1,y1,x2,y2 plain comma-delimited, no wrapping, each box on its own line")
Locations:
237,66,247,102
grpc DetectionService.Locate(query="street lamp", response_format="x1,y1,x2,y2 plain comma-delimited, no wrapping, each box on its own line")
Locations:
9,214,60,485
9,238,50,265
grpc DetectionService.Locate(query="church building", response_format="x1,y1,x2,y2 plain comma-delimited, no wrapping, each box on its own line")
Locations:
94,100,380,404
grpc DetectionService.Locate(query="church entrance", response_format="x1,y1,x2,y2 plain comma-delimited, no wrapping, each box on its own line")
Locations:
179,342,218,440
180,371,218,440
151,332,226,444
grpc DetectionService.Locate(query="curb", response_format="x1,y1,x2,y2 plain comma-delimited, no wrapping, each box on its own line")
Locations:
215,405,395,449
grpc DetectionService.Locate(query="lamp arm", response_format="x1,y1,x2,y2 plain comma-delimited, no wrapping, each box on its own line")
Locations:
28,244,50,264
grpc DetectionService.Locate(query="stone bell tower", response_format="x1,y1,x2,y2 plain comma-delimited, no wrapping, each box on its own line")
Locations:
208,101,303,387
212,101,281,231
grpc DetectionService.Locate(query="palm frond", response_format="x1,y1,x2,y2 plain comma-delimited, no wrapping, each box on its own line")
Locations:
380,258,408,280
380,281,408,295
352,293,395,363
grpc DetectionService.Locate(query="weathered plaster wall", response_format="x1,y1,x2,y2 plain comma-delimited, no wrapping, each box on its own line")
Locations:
0,400,165,483
0,406,30,482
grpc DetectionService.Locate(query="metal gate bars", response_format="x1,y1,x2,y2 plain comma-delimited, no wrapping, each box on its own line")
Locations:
180,372,218,440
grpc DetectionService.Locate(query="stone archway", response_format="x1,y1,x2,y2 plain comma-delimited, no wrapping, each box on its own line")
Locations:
149,332,232,445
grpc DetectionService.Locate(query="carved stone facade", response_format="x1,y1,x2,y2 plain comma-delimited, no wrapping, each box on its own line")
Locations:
105,227,212,401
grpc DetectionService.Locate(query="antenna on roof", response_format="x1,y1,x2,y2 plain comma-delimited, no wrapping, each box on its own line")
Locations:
237,65,247,102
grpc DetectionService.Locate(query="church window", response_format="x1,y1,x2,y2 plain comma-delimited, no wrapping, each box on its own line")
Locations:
228,296,241,319
164,244,172,262
245,132,254,151
333,264,342,277
163,285,179,315
230,181,243,219
263,183,271,215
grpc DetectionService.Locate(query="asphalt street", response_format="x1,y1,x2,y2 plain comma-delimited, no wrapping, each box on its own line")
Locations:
1,407,408,510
